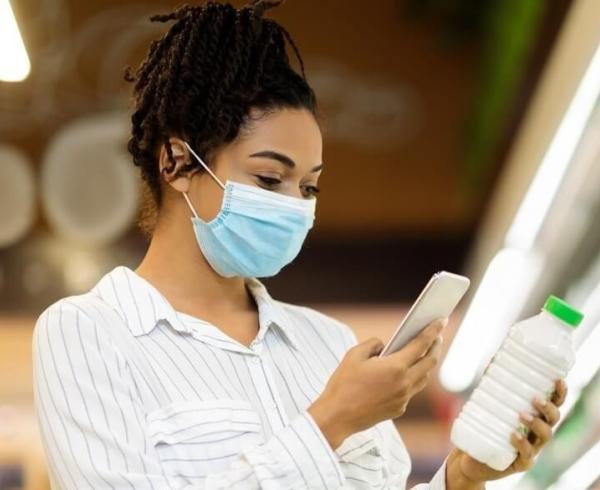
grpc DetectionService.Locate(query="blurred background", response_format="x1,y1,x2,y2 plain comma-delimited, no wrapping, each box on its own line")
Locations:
1,0,600,488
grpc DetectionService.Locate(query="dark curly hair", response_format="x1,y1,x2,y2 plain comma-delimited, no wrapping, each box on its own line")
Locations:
122,0,318,236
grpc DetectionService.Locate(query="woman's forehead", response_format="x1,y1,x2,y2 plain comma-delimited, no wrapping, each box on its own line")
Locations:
235,108,322,162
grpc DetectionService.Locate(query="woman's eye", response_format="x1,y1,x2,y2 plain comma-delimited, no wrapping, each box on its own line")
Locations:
256,175,282,188
301,185,320,197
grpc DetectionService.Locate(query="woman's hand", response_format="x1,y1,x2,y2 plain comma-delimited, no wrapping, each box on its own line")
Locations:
308,319,447,449
446,379,568,489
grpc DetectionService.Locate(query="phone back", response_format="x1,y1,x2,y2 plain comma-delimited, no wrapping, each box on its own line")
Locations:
379,272,470,356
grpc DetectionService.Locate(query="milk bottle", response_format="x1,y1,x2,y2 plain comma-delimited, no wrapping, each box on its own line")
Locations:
450,295,583,470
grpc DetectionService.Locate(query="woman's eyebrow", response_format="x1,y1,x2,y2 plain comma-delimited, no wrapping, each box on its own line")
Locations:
248,150,323,172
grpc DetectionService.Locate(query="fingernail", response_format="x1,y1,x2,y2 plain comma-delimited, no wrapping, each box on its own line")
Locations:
520,411,533,422
536,396,547,406
514,431,523,440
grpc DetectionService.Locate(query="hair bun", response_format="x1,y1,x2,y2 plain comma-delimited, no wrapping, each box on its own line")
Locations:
247,0,285,18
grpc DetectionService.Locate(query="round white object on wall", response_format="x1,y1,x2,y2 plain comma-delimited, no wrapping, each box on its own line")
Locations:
41,112,139,245
0,144,36,248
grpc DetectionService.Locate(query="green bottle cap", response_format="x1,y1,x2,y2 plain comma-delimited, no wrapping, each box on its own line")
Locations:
543,295,584,328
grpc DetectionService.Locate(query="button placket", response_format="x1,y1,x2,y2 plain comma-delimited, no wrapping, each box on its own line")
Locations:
259,357,288,428
246,350,287,431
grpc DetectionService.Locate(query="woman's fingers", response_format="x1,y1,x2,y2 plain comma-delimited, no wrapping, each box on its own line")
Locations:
389,320,445,367
551,379,568,406
533,397,560,427
508,381,567,472
510,431,535,471
405,336,442,386
519,412,552,448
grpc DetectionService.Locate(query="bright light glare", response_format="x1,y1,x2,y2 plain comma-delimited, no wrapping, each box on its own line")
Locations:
443,41,600,394
506,43,600,250
440,248,543,392
547,439,600,490
0,0,31,82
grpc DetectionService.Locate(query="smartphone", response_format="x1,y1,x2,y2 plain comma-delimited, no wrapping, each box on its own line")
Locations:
378,271,470,357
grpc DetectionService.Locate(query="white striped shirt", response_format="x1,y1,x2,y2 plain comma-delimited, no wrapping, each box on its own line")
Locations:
32,265,447,489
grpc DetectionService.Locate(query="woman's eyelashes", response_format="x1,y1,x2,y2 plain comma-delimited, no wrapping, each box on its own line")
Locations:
255,175,281,189
254,175,320,197
301,184,320,197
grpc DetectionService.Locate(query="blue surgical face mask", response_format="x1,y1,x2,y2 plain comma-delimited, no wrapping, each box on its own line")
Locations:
181,141,316,278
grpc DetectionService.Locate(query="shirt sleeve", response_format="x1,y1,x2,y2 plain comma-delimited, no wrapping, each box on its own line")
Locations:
32,299,346,490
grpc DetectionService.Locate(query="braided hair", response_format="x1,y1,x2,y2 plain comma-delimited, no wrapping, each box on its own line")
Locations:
123,0,317,236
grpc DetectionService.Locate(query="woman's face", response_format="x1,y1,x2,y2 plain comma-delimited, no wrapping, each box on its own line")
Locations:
163,107,323,223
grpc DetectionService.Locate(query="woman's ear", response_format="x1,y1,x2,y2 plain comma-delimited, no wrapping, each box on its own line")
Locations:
158,137,199,193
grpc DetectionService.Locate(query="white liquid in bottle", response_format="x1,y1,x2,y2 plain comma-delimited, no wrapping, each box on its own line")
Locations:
450,295,583,471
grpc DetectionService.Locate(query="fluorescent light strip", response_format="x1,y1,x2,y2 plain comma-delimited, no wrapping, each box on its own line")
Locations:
440,248,543,392
0,0,31,82
506,43,600,250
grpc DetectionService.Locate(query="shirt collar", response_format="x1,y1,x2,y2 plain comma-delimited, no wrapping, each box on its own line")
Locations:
91,266,301,351
244,277,301,350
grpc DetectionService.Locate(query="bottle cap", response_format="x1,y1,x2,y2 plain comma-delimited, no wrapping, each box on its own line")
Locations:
543,295,584,328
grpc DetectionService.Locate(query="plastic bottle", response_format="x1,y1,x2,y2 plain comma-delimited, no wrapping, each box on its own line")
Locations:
450,295,584,471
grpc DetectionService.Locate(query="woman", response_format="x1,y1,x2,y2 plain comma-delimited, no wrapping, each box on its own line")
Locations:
32,1,567,489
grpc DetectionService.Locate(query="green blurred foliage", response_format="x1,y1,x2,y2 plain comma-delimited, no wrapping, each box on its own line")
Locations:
405,0,546,194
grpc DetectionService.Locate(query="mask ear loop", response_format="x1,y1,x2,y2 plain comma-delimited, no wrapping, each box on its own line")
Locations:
182,191,199,219
181,141,226,220
183,141,226,190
